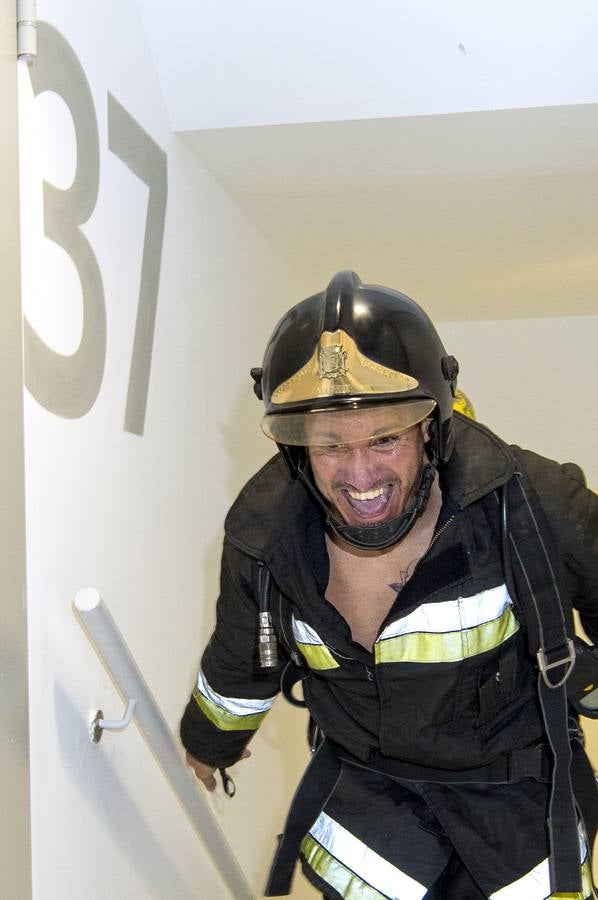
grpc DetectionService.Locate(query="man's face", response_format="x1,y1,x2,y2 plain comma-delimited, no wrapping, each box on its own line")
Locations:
307,408,430,528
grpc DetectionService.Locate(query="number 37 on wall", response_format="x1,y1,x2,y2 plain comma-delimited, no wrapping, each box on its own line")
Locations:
24,21,167,436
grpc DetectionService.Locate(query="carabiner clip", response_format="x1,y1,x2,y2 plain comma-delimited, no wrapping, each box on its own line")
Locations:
219,767,236,798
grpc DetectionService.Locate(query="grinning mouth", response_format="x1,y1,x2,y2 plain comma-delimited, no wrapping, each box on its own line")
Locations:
346,486,385,501
342,483,393,519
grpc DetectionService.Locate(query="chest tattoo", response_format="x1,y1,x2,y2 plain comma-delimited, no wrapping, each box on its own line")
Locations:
389,557,419,593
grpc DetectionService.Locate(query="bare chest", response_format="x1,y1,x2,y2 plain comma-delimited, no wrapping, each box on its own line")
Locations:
325,542,424,650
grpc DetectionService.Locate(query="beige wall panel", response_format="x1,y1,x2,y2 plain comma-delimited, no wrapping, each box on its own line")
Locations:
0,0,31,897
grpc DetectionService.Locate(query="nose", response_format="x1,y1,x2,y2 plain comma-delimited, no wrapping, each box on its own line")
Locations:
340,447,383,490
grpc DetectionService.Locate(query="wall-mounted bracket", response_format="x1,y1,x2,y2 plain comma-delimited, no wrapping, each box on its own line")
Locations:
89,699,137,743
17,0,37,63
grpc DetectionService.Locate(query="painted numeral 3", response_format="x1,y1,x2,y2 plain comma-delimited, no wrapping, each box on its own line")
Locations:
26,20,106,418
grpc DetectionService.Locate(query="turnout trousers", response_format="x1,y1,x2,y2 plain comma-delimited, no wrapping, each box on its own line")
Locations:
293,762,593,899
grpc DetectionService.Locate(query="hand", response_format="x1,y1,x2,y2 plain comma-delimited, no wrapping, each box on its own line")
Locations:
186,747,251,792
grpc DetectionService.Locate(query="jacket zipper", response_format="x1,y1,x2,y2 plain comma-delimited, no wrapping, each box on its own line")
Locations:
428,514,456,552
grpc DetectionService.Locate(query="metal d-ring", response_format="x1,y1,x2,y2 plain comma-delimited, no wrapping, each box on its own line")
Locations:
89,699,138,743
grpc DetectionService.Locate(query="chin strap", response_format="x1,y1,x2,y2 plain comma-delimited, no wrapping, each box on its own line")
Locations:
296,452,437,551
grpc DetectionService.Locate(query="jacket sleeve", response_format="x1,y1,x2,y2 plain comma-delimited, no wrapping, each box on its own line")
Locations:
180,540,287,768
519,450,598,643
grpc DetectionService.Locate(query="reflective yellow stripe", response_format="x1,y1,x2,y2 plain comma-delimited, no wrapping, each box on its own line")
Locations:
296,642,340,670
375,606,520,664
292,616,340,670
192,687,268,732
301,834,388,900
304,811,427,899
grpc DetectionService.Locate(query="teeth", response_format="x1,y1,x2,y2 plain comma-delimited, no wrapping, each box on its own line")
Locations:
347,486,385,501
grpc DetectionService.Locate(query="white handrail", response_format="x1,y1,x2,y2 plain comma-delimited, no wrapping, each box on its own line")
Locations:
74,588,254,900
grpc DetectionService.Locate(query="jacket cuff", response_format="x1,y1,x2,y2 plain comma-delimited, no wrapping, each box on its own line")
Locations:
179,697,254,769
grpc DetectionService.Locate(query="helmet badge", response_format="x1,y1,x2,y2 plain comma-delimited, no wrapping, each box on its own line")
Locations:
270,328,418,404
318,343,347,380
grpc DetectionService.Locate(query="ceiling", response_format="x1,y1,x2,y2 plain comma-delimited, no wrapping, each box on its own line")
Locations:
180,104,598,321
136,1,598,322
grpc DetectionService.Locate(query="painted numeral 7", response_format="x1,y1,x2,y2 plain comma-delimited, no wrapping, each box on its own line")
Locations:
108,94,168,436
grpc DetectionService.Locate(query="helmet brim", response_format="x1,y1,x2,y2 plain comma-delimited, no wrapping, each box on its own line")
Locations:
262,399,436,447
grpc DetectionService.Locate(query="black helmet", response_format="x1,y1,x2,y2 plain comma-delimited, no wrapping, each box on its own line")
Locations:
251,271,459,549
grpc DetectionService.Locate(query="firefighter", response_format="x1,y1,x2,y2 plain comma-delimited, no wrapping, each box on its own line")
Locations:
181,271,598,899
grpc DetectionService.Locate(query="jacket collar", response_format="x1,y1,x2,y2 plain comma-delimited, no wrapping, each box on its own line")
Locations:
442,414,516,509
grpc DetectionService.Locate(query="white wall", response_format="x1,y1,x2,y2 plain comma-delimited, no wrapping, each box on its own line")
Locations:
19,2,314,898
438,315,598,486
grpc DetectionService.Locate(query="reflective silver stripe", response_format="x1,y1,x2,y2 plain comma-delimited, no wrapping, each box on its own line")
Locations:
378,585,513,641
196,669,275,717
490,826,590,899
490,856,551,900
306,811,427,900
292,616,325,645
292,616,339,670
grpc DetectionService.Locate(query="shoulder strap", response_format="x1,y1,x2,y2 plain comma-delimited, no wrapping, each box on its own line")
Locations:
502,473,575,673
498,472,580,893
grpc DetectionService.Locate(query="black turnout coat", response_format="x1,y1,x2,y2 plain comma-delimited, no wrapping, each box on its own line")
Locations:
181,415,598,899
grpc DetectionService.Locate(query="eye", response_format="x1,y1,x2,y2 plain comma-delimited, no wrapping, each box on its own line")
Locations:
311,443,349,457
324,443,349,454
370,435,400,450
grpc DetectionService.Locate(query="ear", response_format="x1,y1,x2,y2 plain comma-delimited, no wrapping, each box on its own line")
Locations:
421,418,432,443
